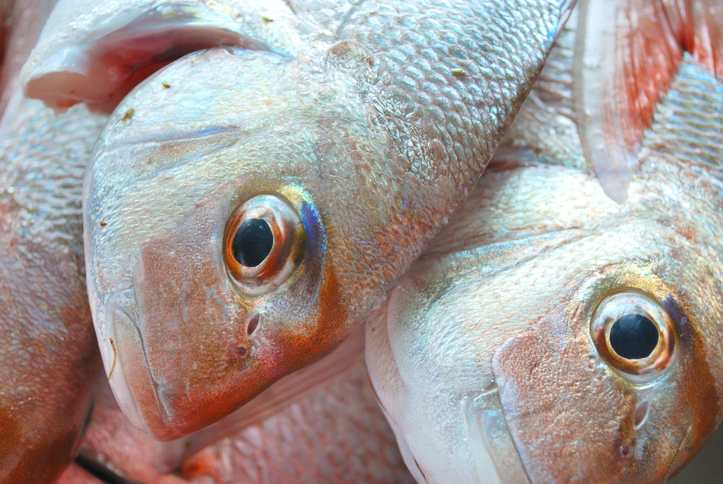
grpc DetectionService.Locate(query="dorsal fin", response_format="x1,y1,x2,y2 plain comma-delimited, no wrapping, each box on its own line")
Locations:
575,0,723,202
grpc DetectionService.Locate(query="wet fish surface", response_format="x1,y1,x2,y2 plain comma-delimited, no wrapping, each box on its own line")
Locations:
22,0,575,439
59,331,413,483
0,0,108,481
366,2,723,482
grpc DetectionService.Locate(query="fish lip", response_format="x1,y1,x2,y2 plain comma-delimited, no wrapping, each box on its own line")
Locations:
466,390,531,484
101,287,155,435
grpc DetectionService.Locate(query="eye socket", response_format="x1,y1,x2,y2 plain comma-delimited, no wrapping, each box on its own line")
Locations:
224,194,306,295
590,291,676,383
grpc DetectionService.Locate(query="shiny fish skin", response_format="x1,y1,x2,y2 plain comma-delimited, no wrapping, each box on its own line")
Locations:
47,0,577,439
366,5,723,483
179,363,413,484
21,0,306,113
0,0,108,481
575,0,723,202
66,361,413,483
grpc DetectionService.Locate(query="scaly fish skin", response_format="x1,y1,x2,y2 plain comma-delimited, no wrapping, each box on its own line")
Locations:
57,330,412,483
68,0,574,439
366,6,723,483
67,363,414,483
0,0,108,480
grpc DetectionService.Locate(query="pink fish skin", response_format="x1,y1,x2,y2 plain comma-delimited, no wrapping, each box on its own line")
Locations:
0,0,108,481
366,3,723,482
58,331,413,483
57,0,576,441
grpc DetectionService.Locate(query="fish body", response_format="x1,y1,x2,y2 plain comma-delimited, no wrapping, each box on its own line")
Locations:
22,0,574,439
0,0,109,481
366,3,723,482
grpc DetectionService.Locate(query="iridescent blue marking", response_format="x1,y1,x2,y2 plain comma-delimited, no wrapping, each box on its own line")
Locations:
300,200,325,255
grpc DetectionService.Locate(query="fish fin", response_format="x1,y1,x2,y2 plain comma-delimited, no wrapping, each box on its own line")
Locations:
575,0,723,202
188,325,365,453
20,0,290,113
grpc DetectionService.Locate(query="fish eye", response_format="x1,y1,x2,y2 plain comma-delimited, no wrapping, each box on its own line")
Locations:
224,194,306,296
590,291,676,383
233,219,273,267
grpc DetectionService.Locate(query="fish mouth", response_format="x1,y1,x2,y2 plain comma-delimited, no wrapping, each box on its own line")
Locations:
465,387,531,484
101,287,160,436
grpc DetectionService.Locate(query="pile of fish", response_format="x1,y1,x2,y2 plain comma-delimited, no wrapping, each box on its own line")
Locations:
1,0,722,482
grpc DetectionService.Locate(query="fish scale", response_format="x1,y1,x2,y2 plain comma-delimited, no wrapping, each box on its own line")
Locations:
642,59,723,173
14,0,576,440
0,89,107,484
365,1,723,482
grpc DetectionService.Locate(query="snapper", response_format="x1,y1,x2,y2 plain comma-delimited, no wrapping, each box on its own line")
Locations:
0,0,108,480
365,2,723,482
22,0,574,439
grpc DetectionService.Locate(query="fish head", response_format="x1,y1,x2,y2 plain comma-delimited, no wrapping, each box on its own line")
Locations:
58,0,575,440
366,160,723,483
86,48,405,439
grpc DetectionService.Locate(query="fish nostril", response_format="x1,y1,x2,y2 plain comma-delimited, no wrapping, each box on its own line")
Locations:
634,401,650,429
619,443,632,459
247,313,260,336
233,346,248,359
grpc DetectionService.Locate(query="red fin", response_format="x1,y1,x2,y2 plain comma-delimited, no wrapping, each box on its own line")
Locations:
21,2,276,113
576,0,723,202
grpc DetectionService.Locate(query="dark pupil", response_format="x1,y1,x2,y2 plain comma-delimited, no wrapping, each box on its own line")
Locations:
232,218,273,267
609,314,659,360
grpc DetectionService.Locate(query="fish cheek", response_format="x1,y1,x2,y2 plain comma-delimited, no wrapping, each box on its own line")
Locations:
126,194,329,438
492,294,720,483
492,312,634,483
642,296,721,478
129,203,256,438
627,355,719,482
240,196,338,380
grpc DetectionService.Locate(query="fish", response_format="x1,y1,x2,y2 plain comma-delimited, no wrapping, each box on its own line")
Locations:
58,329,414,483
21,0,576,439
365,1,723,482
0,0,110,481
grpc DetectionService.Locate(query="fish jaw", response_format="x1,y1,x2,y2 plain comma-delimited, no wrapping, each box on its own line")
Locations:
366,163,723,482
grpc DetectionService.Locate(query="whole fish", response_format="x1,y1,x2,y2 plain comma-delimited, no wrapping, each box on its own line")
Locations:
59,330,414,483
366,1,723,482
21,0,575,439
0,0,109,481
